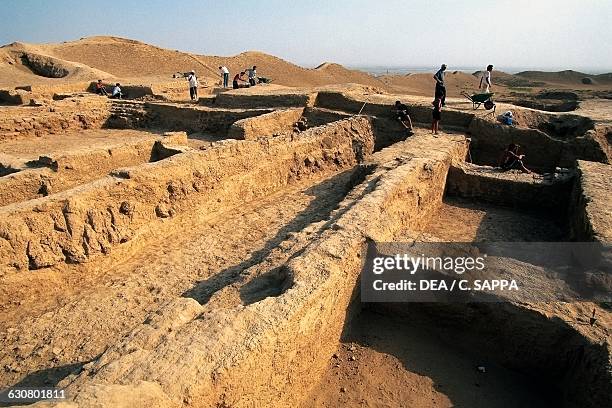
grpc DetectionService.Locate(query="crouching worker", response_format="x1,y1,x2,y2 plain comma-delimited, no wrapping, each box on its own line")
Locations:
233,72,249,89
393,101,413,134
293,117,308,132
499,143,532,173
95,79,108,96
111,83,122,99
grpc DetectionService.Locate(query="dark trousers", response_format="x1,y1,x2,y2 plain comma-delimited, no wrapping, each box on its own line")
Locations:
223,73,229,88
249,78,256,86
435,83,446,106
189,86,198,100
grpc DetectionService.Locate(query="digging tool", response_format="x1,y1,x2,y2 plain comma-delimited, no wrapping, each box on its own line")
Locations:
357,100,367,115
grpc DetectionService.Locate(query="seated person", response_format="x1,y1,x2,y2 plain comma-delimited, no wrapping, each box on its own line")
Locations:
498,143,532,173
95,79,108,96
111,83,123,99
293,117,308,132
232,72,249,89
498,110,514,125
393,100,413,132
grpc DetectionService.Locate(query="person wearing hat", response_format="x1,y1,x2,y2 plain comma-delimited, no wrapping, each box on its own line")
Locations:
433,64,447,106
187,70,198,101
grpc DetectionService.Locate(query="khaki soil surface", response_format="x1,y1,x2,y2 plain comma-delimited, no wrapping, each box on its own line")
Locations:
0,128,161,163
303,310,558,408
421,197,566,242
0,169,353,388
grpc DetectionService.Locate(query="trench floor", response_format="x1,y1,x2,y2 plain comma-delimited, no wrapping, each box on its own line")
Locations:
304,197,566,407
304,310,558,408
421,197,566,242
0,168,354,388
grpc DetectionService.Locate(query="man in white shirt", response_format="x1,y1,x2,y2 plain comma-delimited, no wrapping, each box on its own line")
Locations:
246,66,257,86
187,70,198,101
480,64,493,93
219,66,230,88
111,83,122,99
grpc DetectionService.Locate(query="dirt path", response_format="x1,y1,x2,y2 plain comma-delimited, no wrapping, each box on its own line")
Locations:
0,169,354,388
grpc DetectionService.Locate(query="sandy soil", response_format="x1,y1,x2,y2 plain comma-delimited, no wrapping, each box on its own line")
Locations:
304,310,558,408
2,36,610,99
303,198,570,408
421,197,566,242
0,169,354,388
0,128,161,163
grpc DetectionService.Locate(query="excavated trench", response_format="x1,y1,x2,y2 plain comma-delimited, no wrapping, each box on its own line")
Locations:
308,158,608,408
0,130,181,207
0,96,609,408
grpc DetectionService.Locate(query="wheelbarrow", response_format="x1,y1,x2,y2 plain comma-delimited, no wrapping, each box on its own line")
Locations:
461,91,496,112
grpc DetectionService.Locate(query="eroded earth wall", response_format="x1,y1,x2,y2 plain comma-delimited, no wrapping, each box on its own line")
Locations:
0,117,375,273
37,135,468,407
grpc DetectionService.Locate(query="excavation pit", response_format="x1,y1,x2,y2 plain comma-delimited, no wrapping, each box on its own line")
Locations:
0,88,609,408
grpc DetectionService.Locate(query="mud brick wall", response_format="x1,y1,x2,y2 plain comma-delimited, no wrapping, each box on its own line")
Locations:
568,160,612,242
0,99,112,141
227,108,304,139
107,101,274,135
0,139,161,207
446,162,575,212
212,90,317,108
49,136,468,407
314,91,474,129
468,118,608,170
0,117,376,273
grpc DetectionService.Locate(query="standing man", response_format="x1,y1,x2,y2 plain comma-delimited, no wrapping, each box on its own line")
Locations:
433,64,447,106
219,66,230,88
187,70,198,101
246,65,257,86
480,64,493,93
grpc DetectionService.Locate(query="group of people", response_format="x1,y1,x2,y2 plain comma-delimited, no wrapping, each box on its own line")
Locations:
228,65,259,89
431,64,494,133
182,65,262,101
393,64,531,173
95,80,123,99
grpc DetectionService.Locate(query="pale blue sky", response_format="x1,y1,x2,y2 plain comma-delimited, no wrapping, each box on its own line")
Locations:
1,0,610,71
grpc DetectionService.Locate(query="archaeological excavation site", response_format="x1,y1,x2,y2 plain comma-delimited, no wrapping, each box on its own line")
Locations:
0,78,611,408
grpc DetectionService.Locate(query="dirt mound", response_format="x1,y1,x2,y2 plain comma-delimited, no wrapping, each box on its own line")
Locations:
0,36,389,90
379,71,482,97
0,42,114,88
516,70,612,85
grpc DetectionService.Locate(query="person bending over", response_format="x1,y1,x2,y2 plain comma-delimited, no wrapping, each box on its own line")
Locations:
393,101,413,133
233,72,249,89
499,143,532,173
219,66,230,88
